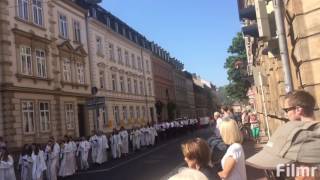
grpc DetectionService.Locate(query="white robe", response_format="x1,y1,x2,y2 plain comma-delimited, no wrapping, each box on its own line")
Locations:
32,150,47,180
58,143,75,177
150,127,158,145
0,155,16,180
70,141,77,172
140,128,147,146
77,140,91,169
45,143,60,180
120,130,129,154
135,130,141,150
129,131,136,151
89,135,98,163
95,135,109,164
19,155,33,180
110,134,122,159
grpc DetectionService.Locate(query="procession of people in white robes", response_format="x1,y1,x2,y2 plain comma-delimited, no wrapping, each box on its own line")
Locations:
0,118,199,180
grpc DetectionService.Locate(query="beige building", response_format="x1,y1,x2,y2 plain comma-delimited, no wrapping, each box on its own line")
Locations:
0,0,92,149
81,4,157,132
238,0,320,134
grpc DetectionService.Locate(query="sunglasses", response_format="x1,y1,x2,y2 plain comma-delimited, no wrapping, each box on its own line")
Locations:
282,106,296,113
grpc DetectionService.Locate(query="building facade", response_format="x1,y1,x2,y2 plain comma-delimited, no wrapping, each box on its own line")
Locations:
238,0,320,134
173,67,189,118
77,2,157,132
151,46,176,122
0,0,92,149
184,71,196,118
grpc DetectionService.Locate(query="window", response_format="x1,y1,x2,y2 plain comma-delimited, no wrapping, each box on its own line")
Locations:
139,81,144,95
65,103,74,130
99,70,105,89
111,74,117,91
128,31,132,40
127,78,132,93
63,58,71,82
18,0,29,20
122,27,126,36
32,0,43,26
76,62,85,84
142,106,146,118
73,20,81,43
109,43,115,61
113,106,120,126
146,60,150,72
96,36,103,54
137,56,142,71
133,80,138,95
102,107,108,126
36,49,46,78
148,81,152,96
20,47,32,75
117,47,123,64
125,51,130,67
22,101,35,133
39,102,50,132
59,14,68,38
106,17,111,27
130,106,134,119
122,106,128,123
119,76,125,93
131,54,136,69
136,106,140,119
115,22,119,32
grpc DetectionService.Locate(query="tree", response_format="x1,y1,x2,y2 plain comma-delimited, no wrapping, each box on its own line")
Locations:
224,32,250,102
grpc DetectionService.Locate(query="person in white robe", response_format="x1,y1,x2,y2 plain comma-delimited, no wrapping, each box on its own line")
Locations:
140,127,146,147
150,126,158,146
95,132,109,164
31,143,47,180
19,144,33,180
89,133,98,164
135,129,141,150
69,138,77,172
58,137,75,177
77,137,91,170
0,147,16,180
45,138,60,180
119,128,129,156
110,130,122,159
129,129,136,152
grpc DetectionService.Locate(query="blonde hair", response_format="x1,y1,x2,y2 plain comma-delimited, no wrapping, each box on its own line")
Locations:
213,112,220,118
181,138,211,167
219,118,243,145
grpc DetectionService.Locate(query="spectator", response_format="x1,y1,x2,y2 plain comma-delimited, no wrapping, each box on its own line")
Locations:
213,112,222,137
220,106,229,118
283,90,316,122
181,138,218,180
168,167,208,180
249,112,259,143
218,119,247,180
246,121,320,179
0,146,16,180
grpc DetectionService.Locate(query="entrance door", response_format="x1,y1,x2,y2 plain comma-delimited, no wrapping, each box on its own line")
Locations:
78,104,85,137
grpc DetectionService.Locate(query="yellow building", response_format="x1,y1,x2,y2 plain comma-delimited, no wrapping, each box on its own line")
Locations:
0,0,92,149
238,0,320,134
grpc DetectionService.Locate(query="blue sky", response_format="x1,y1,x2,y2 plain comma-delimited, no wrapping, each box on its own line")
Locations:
100,0,241,87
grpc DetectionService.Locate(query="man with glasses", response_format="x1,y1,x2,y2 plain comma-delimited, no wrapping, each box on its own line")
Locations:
283,90,316,122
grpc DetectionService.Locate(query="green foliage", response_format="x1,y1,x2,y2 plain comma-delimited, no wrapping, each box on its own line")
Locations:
224,32,250,102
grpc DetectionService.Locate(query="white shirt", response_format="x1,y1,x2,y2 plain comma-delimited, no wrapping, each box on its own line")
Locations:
221,143,247,180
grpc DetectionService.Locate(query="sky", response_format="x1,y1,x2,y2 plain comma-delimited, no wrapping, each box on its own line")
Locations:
100,0,241,87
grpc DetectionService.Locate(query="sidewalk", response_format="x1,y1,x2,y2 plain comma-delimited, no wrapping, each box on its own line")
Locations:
243,135,269,180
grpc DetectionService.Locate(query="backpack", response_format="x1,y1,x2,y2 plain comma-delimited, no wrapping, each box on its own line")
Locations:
207,136,229,171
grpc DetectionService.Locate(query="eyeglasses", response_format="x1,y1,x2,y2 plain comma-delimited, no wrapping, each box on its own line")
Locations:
282,106,296,113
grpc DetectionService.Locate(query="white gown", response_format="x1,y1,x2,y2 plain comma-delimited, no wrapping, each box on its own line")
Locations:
89,135,98,163
0,155,16,180
120,130,129,154
135,130,141,150
58,143,75,177
110,134,122,159
19,155,33,180
32,150,47,180
95,135,109,164
45,143,60,180
77,140,91,169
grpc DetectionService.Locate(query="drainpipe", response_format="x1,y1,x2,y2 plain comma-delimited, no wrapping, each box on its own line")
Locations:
273,0,293,93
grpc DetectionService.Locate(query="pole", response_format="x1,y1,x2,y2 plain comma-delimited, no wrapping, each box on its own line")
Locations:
259,72,271,139
95,96,99,131
273,0,293,93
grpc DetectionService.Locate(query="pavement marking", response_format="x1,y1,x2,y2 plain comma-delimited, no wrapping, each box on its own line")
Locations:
77,138,182,175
